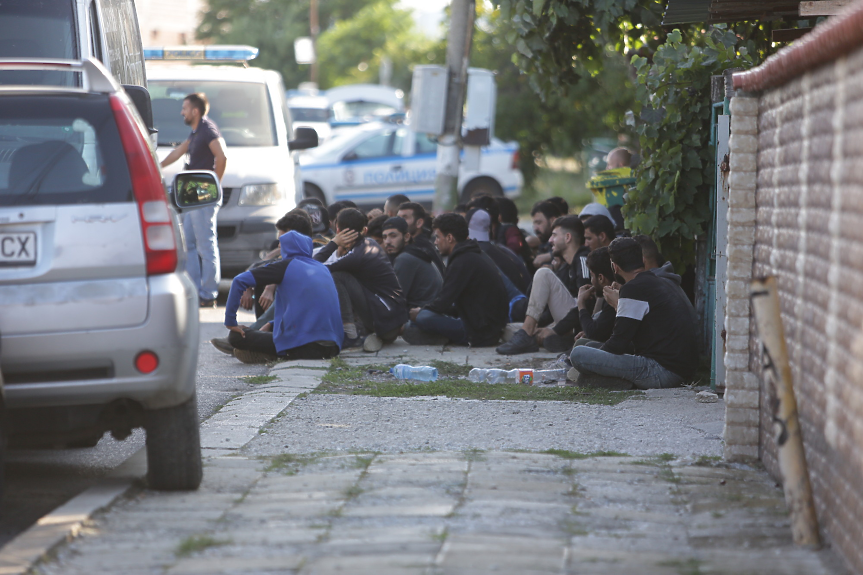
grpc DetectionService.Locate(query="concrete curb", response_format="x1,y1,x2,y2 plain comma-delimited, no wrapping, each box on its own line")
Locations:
0,360,328,575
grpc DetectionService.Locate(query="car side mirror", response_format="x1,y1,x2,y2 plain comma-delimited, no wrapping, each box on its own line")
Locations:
343,151,358,162
289,126,318,151
173,171,222,210
123,85,158,136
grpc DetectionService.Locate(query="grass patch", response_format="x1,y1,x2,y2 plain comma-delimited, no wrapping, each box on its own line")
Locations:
462,448,486,462
657,558,704,575
428,360,473,378
263,453,322,474
242,375,278,385
543,449,630,460
317,372,640,405
175,535,230,558
694,455,722,467
342,484,364,499
351,454,376,470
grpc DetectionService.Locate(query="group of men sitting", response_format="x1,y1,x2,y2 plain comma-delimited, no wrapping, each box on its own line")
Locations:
214,183,698,391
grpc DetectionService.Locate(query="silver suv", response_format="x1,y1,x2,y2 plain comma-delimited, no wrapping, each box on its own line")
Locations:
0,59,209,491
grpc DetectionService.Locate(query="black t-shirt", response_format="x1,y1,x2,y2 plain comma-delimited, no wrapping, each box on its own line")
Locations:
601,271,699,380
187,116,221,170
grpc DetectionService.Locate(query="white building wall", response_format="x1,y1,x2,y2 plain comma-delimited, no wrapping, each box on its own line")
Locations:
134,0,204,45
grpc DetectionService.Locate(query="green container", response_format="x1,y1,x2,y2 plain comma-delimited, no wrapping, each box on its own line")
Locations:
587,167,635,208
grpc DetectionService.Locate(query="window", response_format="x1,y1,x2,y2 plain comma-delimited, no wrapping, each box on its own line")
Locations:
415,133,438,155
88,1,103,62
345,131,394,160
289,108,331,122
0,95,132,207
149,81,277,147
0,0,78,86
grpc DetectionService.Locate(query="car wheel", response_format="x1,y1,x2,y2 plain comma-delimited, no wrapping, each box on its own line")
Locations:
304,183,326,204
144,394,202,491
461,177,503,203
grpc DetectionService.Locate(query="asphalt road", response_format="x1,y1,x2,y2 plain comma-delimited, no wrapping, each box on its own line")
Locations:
0,302,265,547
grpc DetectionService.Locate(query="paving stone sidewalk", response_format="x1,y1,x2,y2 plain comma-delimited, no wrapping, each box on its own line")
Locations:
36,451,846,575
29,348,850,575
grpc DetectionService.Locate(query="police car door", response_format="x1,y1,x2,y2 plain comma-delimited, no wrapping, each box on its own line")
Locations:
335,127,404,204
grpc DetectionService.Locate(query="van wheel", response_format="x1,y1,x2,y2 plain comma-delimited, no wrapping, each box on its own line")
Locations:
461,177,503,202
144,394,202,491
304,183,326,204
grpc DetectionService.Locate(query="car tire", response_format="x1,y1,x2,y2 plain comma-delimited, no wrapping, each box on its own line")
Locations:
304,183,326,204
461,177,503,203
144,394,202,491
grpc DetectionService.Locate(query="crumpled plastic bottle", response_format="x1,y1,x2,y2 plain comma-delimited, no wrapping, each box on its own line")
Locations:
390,364,438,382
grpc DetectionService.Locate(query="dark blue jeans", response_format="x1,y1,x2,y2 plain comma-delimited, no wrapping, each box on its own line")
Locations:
569,346,684,390
412,309,469,345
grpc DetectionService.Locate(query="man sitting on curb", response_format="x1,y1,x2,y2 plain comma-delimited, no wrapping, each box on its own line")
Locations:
404,213,508,347
223,212,343,364
573,246,617,345
583,214,616,251
381,216,443,309
397,201,446,275
569,237,698,390
315,208,408,352
496,215,590,355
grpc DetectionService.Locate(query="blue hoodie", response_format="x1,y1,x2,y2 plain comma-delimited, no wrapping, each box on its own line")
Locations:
225,231,344,353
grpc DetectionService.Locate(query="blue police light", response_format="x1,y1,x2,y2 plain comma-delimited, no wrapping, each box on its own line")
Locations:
144,45,259,62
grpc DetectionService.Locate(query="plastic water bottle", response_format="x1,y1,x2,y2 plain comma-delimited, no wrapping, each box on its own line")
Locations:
469,368,533,384
390,364,438,382
534,369,567,383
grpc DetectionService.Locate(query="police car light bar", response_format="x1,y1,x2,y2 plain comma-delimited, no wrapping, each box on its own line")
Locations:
144,45,259,62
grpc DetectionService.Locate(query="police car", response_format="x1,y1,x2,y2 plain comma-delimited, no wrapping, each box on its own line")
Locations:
145,46,317,274
299,122,522,205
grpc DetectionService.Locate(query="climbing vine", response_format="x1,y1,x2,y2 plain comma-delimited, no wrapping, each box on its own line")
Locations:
625,27,755,270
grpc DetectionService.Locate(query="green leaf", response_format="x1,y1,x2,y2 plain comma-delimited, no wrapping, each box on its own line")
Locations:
533,0,546,16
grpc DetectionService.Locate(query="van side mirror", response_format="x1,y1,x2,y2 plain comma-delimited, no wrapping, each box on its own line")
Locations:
289,126,318,151
123,85,158,136
174,171,222,210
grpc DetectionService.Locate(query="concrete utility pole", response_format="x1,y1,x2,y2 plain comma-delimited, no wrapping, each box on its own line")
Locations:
432,0,476,213
310,0,319,85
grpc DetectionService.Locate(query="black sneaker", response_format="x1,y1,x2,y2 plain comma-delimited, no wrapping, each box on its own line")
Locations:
200,298,217,308
543,332,574,353
495,328,539,355
233,349,276,364
402,324,449,346
210,337,234,355
574,372,635,391
342,335,365,350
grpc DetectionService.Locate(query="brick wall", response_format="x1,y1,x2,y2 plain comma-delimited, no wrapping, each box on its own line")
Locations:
726,48,863,574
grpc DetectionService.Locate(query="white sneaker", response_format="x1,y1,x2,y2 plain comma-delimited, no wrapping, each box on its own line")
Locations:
363,333,384,352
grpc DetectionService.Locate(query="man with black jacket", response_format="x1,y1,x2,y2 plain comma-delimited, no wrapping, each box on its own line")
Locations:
497,215,590,355
574,246,616,344
397,202,446,276
315,208,407,352
466,208,531,294
381,216,443,309
569,238,698,389
404,213,508,347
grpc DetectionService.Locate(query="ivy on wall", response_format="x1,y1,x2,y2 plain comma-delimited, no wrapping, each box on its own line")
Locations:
626,28,754,270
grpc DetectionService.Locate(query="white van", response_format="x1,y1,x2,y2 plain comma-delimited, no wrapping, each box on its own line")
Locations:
146,47,318,275
0,0,146,87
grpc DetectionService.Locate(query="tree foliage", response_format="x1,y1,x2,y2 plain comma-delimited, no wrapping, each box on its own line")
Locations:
626,28,754,269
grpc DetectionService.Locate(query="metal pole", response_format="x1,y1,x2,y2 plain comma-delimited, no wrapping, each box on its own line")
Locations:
750,276,821,547
310,0,319,85
432,0,475,213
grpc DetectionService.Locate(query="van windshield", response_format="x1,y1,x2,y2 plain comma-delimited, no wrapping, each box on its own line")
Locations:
0,0,78,87
290,107,330,122
149,81,278,147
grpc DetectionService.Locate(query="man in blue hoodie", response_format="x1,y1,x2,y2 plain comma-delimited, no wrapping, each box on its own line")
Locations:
224,212,344,364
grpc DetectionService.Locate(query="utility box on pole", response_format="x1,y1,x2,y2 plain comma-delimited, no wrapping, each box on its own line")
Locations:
463,68,495,146
410,65,448,136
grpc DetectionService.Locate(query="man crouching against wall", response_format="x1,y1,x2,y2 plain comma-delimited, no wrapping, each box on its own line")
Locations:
569,237,699,390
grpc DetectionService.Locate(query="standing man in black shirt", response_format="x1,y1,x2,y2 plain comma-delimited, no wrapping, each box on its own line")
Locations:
161,93,228,307
569,238,698,389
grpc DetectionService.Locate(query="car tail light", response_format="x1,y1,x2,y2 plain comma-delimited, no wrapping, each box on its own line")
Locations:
110,94,178,275
135,351,159,374
511,149,520,170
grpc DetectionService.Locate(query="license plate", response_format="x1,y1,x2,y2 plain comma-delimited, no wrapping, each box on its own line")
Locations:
0,231,37,266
